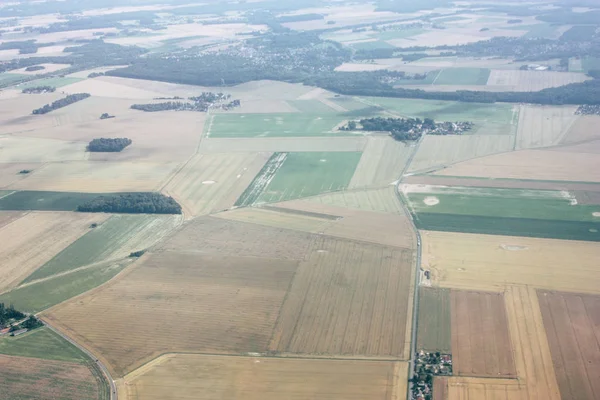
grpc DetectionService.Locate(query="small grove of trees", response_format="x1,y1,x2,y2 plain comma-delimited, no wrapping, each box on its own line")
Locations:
87,138,131,152
32,93,90,114
100,113,115,119
24,65,45,72
0,303,25,327
341,117,473,141
22,86,55,94
77,193,182,214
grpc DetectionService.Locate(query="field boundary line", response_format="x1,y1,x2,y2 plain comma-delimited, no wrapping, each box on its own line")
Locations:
430,69,443,85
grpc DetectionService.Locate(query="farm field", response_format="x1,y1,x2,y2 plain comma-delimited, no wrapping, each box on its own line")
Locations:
435,148,600,182
515,105,578,149
421,231,600,294
0,73,27,87
121,354,406,400
0,191,104,211
0,259,132,313
235,152,362,206
306,186,404,214
416,287,451,353
407,134,514,173
561,115,600,144
485,70,589,91
206,113,351,138
0,136,87,162
0,355,107,400
444,376,527,399
451,290,516,378
432,68,491,85
44,251,299,377
0,164,40,188
0,327,87,362
10,161,180,192
24,214,181,283
164,152,270,217
348,136,412,188
197,136,367,153
537,290,600,400
270,235,414,359
0,211,106,293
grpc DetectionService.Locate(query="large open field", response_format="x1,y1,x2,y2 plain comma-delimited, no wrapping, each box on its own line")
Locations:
270,235,414,359
121,354,406,400
306,186,404,214
537,290,600,400
421,231,600,294
0,327,87,362
43,251,299,377
515,105,578,149
416,287,451,352
0,355,107,400
23,214,181,283
235,152,362,206
0,191,105,211
561,115,600,145
486,70,589,91
432,68,491,85
197,136,367,153
0,211,107,293
164,152,270,217
451,290,516,378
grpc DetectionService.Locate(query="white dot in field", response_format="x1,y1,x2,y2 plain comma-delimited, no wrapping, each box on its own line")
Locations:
202,180,216,185
590,229,598,233
320,159,327,162
423,196,439,206
593,212,600,217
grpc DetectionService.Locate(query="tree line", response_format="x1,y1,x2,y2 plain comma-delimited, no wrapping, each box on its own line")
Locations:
77,193,182,214
88,138,131,152
32,93,90,114
22,86,55,94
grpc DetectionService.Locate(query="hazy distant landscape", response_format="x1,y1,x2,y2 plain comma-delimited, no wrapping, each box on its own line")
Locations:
0,0,599,399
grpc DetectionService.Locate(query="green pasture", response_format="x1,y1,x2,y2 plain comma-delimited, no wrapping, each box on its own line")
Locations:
0,191,100,211
18,76,83,89
236,152,362,206
206,113,351,138
433,68,491,85
405,187,600,222
288,100,339,113
363,97,515,124
0,262,129,314
0,73,27,86
417,287,451,352
23,214,162,283
0,327,87,362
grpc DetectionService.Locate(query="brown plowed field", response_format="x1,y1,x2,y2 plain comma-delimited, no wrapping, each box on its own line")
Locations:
121,354,406,400
403,175,600,192
433,377,449,400
269,236,414,359
537,290,600,400
451,290,516,378
161,216,315,260
0,354,104,400
43,251,298,377
446,377,528,400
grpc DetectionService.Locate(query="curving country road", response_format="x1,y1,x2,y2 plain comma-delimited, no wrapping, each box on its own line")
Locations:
43,321,118,400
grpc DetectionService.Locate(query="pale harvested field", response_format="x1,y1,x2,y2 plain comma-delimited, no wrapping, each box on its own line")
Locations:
161,216,314,260
537,290,600,400
435,149,600,182
486,70,589,91
433,377,449,400
0,92,64,129
561,115,600,144
422,231,600,294
349,136,413,188
451,290,516,378
0,212,108,293
389,32,488,47
270,235,414,359
335,63,390,72
10,161,179,192
0,162,40,187
275,199,415,248
0,210,25,229
29,28,119,44
0,136,87,162
408,135,514,173
9,63,71,75
0,354,104,400
402,175,600,192
515,105,578,149
61,78,167,99
121,354,405,400
445,376,527,400
164,153,270,217
306,186,404,214
215,207,334,234
44,251,298,377
504,286,561,400
197,137,367,153
547,139,600,154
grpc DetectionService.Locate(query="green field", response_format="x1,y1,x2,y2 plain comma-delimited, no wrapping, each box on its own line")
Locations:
364,97,515,124
0,191,101,211
505,23,557,39
0,327,88,362
433,68,491,85
582,56,600,73
23,214,174,283
207,113,352,138
394,70,439,86
374,28,425,41
288,99,339,113
235,151,362,206
0,261,130,314
417,287,451,352
0,73,27,86
348,40,396,50
17,76,83,89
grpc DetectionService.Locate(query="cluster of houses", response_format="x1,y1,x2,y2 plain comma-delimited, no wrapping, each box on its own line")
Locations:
575,105,600,115
411,351,453,400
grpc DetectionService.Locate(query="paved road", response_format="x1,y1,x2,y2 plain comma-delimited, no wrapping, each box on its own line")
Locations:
43,322,117,400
